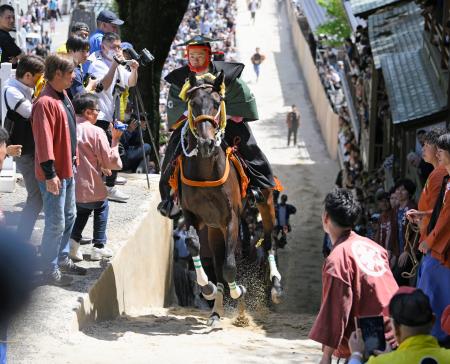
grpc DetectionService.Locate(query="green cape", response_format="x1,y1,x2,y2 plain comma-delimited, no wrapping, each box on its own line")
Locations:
165,63,259,127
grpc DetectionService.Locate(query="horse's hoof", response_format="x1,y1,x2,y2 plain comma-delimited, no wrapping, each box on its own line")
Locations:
238,285,247,298
201,282,217,300
207,313,221,327
271,286,284,305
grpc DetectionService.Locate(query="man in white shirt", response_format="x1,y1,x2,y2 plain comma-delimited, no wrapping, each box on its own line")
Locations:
88,32,139,202
3,55,45,242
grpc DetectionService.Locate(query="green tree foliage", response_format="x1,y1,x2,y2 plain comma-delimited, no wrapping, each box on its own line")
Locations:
115,0,189,167
316,0,351,46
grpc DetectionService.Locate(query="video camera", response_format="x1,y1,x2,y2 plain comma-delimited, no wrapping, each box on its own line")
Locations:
123,47,155,67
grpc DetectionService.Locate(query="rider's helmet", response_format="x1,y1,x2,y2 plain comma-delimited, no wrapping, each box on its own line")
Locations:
177,35,220,73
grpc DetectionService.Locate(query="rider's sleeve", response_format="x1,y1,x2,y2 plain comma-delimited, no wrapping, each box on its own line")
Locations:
225,78,259,122
167,84,187,128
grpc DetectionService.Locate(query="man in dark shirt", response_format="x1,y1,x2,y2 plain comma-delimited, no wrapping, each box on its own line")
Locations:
0,5,22,65
65,35,94,100
286,104,300,146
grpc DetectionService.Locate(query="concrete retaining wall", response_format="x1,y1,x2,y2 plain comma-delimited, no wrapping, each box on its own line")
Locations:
76,177,173,328
286,0,339,160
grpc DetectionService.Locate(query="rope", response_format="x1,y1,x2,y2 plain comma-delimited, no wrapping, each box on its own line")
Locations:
181,121,198,157
401,223,421,279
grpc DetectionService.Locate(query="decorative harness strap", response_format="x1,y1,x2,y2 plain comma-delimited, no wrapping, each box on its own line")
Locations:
175,147,249,197
180,147,232,188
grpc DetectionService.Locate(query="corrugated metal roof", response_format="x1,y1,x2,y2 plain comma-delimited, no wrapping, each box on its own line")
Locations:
297,0,329,33
368,2,423,68
348,0,406,17
380,49,447,124
343,1,367,31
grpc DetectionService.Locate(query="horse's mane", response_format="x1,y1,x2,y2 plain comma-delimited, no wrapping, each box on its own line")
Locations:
179,73,220,101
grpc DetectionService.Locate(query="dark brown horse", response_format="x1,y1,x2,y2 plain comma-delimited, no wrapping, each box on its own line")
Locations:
179,71,282,325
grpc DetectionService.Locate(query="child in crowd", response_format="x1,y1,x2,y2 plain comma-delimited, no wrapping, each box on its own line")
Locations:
69,93,123,261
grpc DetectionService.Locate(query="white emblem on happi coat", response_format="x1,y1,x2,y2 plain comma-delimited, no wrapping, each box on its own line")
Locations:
351,240,388,277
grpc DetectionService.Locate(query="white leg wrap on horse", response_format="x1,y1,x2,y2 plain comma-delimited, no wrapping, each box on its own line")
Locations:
202,282,217,300
192,255,208,286
228,281,242,299
268,254,282,282
213,283,225,317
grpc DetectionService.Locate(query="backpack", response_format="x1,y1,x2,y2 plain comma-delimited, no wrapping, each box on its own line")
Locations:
3,87,34,155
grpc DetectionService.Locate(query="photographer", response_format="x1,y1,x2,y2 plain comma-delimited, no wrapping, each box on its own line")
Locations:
120,117,151,172
88,32,139,202
348,287,450,363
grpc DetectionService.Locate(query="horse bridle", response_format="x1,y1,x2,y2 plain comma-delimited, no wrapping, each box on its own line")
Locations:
181,83,226,157
187,84,223,129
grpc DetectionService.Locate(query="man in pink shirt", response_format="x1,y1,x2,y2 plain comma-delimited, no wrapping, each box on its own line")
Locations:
309,189,398,363
69,93,122,261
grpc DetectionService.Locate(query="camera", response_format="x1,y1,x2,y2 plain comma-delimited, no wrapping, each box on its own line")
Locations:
113,121,128,131
123,47,155,67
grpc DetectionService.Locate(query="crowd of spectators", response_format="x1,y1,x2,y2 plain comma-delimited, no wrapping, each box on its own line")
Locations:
315,39,346,112
16,0,64,57
159,0,238,155
295,10,450,359
0,5,152,288
313,154,450,363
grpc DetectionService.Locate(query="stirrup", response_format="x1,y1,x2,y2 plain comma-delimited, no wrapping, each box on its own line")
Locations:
157,199,182,219
248,187,265,204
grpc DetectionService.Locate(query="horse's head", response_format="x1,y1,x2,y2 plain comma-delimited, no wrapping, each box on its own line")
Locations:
185,71,225,158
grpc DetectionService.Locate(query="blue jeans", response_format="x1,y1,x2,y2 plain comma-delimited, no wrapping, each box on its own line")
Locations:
38,176,76,271
71,200,109,245
122,143,151,171
253,63,260,78
15,154,43,243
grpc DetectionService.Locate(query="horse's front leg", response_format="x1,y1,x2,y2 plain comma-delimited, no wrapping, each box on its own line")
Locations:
184,214,217,301
207,228,226,326
257,189,283,304
223,212,246,300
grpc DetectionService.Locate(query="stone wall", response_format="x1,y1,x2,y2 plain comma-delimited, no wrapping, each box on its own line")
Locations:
286,0,339,160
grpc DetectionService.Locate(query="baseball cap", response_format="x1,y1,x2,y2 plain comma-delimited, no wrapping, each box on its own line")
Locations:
121,42,133,50
387,287,434,327
97,10,124,26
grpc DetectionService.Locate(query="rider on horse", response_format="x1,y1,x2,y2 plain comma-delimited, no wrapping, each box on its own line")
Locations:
158,35,275,218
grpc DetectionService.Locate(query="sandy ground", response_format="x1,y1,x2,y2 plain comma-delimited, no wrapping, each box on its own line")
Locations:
7,1,339,363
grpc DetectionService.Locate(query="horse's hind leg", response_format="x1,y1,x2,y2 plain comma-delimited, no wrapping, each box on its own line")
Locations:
257,189,283,304
184,217,217,301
